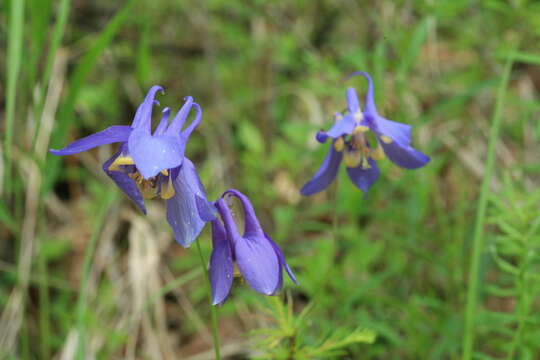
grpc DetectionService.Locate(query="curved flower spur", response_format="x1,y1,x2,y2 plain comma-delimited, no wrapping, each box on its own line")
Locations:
301,71,430,195
50,86,211,247
204,189,297,305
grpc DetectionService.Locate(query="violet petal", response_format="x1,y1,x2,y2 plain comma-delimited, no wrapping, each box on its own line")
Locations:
49,126,132,156
209,220,234,305
128,128,185,179
300,142,343,196
345,158,380,193
379,140,430,169
166,158,208,247
102,147,146,214
234,233,280,295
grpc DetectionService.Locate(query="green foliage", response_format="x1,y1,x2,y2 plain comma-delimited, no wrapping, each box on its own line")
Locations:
1,0,540,358
476,177,540,358
254,297,375,359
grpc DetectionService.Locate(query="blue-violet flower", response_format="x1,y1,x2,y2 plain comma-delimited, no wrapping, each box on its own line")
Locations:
50,86,210,247
301,71,430,195
207,189,297,305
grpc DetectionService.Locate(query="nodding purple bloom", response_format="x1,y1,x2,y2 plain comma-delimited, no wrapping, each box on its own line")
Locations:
207,189,297,305
301,71,430,195
50,86,210,247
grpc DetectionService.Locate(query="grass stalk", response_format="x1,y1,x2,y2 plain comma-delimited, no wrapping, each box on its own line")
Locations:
195,239,221,360
4,0,25,194
32,0,71,147
38,238,51,360
75,190,116,360
462,56,514,360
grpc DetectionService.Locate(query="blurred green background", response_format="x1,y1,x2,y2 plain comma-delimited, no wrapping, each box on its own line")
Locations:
2,0,540,359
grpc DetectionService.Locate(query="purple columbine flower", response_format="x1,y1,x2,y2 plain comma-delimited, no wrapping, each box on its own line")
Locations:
50,86,210,247
301,71,430,195
206,189,297,305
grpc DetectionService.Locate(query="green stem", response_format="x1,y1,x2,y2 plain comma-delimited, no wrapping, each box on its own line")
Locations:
462,56,513,360
75,191,116,360
4,0,25,194
332,176,339,248
38,240,51,360
195,239,221,360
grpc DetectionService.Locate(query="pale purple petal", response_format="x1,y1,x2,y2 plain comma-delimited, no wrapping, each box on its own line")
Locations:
128,128,185,179
326,115,355,138
215,198,242,240
209,220,234,305
346,158,380,193
222,189,264,237
234,233,281,295
348,71,378,117
165,96,194,135
373,117,412,146
49,126,132,156
102,147,146,214
131,85,163,130
300,142,343,196
180,102,202,138
347,71,413,146
166,158,208,247
346,87,361,114
265,233,298,285
379,140,430,169
153,107,170,136
196,196,217,222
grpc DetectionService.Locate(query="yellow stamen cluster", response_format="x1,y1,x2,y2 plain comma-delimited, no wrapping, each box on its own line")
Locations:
343,149,362,167
331,121,397,169
370,145,386,160
129,172,158,199
333,127,391,169
109,155,175,200
334,137,345,152
353,125,369,134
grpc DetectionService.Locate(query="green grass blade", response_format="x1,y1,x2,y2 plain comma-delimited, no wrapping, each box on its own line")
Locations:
44,0,137,193
42,0,70,87
4,0,25,195
397,18,428,80
28,0,52,87
75,189,117,360
38,242,51,360
136,15,152,86
462,55,514,360
31,0,71,147
498,50,540,65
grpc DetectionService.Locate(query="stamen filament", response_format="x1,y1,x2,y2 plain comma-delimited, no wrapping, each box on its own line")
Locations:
160,176,175,199
371,145,386,160
108,156,135,171
334,137,345,152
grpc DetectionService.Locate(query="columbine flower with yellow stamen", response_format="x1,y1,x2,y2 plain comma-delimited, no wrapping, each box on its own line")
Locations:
50,86,212,247
301,71,430,195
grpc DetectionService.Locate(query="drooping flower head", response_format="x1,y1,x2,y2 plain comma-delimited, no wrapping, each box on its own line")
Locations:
205,189,297,305
50,86,210,247
301,71,430,195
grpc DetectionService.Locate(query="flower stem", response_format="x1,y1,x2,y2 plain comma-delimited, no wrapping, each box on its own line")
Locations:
195,239,221,360
462,55,513,360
